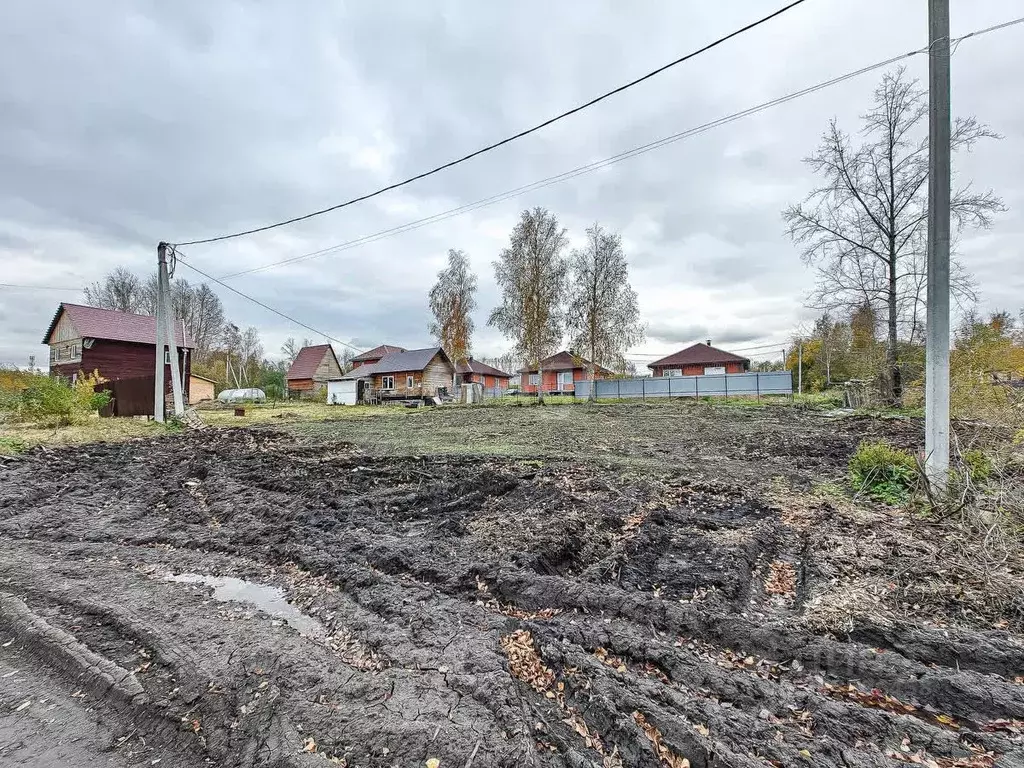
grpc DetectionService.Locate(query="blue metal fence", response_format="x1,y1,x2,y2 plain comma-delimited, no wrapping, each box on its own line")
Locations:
573,371,793,400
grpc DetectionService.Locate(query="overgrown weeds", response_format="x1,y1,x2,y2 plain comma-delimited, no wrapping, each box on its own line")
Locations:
849,440,918,504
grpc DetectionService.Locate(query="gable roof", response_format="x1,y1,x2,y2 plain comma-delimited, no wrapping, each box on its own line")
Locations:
286,344,339,380
351,344,405,363
647,343,750,369
522,351,612,374
456,358,512,378
42,303,191,347
341,347,452,378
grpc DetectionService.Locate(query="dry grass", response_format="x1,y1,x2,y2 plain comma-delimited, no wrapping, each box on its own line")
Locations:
195,400,393,428
0,414,173,455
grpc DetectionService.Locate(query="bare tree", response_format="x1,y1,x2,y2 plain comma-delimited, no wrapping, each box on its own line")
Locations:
221,324,263,387
280,337,313,365
565,223,644,399
783,68,1002,404
83,267,144,313
428,249,478,365
488,208,569,403
141,275,225,363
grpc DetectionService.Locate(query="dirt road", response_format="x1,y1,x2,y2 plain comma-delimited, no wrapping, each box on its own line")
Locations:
1,405,1022,767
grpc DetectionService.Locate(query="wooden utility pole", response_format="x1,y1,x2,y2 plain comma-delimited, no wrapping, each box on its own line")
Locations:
154,242,185,421
925,0,951,486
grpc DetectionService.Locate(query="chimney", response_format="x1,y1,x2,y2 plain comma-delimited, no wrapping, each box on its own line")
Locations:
706,339,712,346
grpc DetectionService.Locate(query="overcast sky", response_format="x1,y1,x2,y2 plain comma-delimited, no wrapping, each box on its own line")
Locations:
2,1,1021,369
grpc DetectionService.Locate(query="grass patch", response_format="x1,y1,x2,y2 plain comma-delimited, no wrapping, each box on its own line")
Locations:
0,416,177,453
196,401,398,427
849,440,918,504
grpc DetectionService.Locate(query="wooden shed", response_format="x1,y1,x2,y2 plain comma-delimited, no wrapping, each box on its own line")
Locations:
188,374,218,402
285,344,343,398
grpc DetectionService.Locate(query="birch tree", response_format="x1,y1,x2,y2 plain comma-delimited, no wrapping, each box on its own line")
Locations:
783,68,1002,405
83,267,145,313
566,223,644,399
488,207,568,403
428,249,477,364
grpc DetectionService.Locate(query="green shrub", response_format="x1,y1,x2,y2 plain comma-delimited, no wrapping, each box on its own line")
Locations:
961,448,993,483
19,373,111,427
849,440,918,504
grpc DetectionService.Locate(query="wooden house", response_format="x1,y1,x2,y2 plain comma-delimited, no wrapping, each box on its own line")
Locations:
42,303,192,397
335,347,454,402
456,358,512,389
286,344,343,397
647,341,750,377
520,351,612,395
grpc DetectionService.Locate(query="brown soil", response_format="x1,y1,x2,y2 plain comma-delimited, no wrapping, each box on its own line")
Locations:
1,410,1022,768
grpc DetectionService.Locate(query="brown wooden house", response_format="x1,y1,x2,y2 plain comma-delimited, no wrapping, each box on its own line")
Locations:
286,344,343,397
456,358,512,389
520,351,612,395
340,347,454,401
647,341,750,378
43,303,192,397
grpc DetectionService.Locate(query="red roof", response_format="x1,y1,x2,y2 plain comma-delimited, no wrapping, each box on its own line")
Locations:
647,343,750,369
521,351,611,374
351,344,405,363
456,358,512,378
42,303,191,347
286,344,339,380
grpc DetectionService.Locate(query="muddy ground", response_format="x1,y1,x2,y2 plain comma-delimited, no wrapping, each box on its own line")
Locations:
1,404,1022,767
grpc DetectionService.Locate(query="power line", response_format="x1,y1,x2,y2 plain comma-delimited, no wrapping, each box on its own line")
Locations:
174,1,810,247
170,248,365,354
0,283,80,292
215,15,1024,281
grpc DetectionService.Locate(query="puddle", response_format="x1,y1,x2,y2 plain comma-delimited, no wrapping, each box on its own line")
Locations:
166,574,325,638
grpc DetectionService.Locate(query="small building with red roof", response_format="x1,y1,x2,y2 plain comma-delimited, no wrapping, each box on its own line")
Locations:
520,351,612,395
647,341,750,378
286,344,343,397
455,357,512,389
42,303,193,396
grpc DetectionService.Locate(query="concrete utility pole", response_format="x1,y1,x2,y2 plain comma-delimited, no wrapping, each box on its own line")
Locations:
925,0,951,487
797,342,803,395
154,242,185,421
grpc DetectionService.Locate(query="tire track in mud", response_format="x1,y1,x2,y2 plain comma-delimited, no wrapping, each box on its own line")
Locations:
1,429,1022,767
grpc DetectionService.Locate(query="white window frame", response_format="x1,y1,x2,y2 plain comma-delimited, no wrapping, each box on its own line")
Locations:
164,349,171,364
529,373,540,386
381,375,395,390
406,374,415,389
703,366,726,375
557,371,573,387
663,368,682,377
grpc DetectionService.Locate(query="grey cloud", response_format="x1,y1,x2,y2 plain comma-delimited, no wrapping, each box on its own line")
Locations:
2,0,1022,365
647,322,761,348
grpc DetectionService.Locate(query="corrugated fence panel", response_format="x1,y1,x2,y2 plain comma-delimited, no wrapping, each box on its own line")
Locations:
575,371,793,400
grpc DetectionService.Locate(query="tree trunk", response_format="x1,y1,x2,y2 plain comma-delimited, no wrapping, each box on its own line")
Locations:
588,342,596,402
886,248,902,406
537,362,544,404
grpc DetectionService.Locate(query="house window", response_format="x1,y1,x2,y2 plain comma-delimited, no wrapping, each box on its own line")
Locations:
558,371,573,387
704,366,726,375
406,374,415,389
50,347,56,362
529,374,540,386
71,345,79,359
164,349,171,364
381,375,395,390
663,369,682,377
